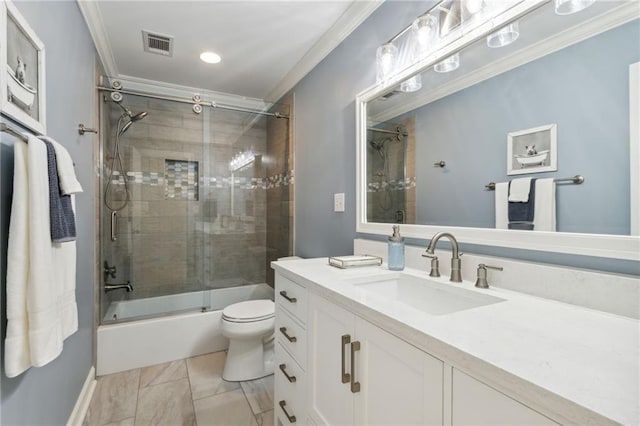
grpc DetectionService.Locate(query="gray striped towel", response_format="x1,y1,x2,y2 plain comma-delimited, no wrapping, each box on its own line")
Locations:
44,140,76,242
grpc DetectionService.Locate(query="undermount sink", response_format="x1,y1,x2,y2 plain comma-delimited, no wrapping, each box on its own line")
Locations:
345,273,505,315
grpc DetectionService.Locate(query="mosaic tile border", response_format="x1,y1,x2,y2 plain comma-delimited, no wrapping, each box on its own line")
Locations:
367,176,416,192
108,169,294,191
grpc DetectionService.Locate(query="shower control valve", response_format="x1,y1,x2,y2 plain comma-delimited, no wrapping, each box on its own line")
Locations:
104,261,117,279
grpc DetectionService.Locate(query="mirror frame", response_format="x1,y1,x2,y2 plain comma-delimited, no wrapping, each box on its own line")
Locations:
356,0,640,261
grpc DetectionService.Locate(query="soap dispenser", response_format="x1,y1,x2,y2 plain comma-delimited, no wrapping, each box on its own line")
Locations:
387,225,405,271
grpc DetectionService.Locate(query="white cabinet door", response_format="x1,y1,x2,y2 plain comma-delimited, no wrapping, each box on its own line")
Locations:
354,318,444,426
307,294,355,425
452,369,559,426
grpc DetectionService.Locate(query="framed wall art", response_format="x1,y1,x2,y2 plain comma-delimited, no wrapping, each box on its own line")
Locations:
507,123,557,176
0,0,46,134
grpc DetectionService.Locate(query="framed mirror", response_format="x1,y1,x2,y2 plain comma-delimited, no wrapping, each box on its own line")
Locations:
356,0,640,260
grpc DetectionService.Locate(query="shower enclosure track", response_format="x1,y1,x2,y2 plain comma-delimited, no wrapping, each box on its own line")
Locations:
97,86,290,119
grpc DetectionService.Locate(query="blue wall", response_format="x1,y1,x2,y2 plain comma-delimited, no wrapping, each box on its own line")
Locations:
413,20,639,235
293,1,431,258
291,2,639,275
1,1,97,424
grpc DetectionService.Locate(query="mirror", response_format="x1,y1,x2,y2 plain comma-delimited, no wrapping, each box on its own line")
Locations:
357,0,640,260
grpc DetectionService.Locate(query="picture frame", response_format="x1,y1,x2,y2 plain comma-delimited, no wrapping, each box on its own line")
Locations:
0,0,46,135
507,123,557,176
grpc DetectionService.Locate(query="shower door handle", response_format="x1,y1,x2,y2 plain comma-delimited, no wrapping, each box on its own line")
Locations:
110,211,117,241
279,327,297,343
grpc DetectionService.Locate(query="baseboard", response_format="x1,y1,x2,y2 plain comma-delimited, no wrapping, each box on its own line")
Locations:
67,366,96,426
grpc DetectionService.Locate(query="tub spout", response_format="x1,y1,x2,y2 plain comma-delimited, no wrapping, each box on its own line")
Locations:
105,281,133,293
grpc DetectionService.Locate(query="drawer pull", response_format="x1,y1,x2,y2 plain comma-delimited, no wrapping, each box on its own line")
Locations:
350,340,361,393
341,334,351,384
279,363,297,383
279,327,297,343
279,290,297,303
279,400,297,423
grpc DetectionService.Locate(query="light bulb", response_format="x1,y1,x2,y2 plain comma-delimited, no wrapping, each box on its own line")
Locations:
555,0,595,15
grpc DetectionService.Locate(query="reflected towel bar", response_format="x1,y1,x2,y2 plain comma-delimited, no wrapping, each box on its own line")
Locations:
485,175,584,190
0,123,28,142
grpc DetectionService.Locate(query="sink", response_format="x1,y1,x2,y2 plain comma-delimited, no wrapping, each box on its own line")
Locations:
345,273,505,315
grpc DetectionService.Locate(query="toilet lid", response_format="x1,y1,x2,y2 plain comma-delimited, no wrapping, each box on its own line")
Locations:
222,299,274,322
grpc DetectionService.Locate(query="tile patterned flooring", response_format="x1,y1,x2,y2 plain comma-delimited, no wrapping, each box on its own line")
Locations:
83,351,274,426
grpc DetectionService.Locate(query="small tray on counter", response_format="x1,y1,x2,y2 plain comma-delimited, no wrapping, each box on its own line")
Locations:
328,255,383,269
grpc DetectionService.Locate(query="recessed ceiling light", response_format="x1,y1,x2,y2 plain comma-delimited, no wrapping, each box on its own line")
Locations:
200,51,221,64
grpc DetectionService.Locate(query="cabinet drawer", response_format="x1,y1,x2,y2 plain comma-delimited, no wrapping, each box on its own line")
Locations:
275,275,308,325
276,309,307,369
275,343,306,425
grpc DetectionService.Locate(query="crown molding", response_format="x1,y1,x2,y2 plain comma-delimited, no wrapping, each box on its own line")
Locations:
370,1,640,123
76,0,118,77
265,0,384,102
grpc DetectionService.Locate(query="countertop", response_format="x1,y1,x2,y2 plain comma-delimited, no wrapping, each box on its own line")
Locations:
272,258,640,426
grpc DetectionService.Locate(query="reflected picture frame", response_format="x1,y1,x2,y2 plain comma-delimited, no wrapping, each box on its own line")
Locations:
0,0,46,135
507,123,557,176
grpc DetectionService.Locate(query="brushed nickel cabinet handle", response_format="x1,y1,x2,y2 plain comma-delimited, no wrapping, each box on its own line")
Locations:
279,400,297,423
279,290,297,303
341,334,351,384
279,327,297,343
279,363,296,383
350,340,361,393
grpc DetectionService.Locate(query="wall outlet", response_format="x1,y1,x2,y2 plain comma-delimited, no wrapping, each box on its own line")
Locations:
334,193,345,212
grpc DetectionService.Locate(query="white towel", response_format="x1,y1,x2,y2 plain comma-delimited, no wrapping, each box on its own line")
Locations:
38,136,83,195
4,134,78,378
534,178,556,231
495,182,509,229
508,177,532,202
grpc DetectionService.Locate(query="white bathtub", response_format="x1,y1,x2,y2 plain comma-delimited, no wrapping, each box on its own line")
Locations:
97,283,274,376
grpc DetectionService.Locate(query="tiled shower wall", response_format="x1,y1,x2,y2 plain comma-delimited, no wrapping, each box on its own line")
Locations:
101,93,291,316
367,116,416,224
266,94,294,286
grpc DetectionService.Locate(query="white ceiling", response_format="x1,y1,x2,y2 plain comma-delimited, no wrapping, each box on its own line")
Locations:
79,1,382,101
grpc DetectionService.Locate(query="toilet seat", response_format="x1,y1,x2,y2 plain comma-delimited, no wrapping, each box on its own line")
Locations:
222,299,274,323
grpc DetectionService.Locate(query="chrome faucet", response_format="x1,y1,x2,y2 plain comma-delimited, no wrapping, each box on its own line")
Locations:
423,232,462,282
105,281,133,293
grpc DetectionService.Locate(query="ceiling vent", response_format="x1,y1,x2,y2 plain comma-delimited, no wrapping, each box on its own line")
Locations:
142,30,173,57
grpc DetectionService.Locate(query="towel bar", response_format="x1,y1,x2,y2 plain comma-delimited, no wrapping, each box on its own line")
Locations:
485,175,584,190
0,123,28,142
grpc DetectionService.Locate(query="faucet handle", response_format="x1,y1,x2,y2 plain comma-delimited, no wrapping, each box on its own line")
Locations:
475,264,503,288
421,252,437,259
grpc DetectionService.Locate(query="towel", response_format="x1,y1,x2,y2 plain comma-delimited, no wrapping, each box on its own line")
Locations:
4,134,78,378
38,136,83,195
508,178,536,230
508,177,532,202
495,182,509,229
44,140,76,242
533,178,556,231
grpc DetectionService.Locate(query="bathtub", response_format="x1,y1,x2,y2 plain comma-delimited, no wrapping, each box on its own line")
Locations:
97,283,274,376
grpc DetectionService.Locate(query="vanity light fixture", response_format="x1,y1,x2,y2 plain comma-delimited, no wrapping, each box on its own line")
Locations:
376,43,398,84
434,53,460,73
412,13,439,56
200,51,221,64
554,0,595,15
400,75,422,92
487,21,520,48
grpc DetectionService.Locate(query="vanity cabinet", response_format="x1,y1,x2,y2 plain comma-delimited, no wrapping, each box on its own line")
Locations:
451,369,559,426
307,293,444,426
275,275,308,425
274,270,563,426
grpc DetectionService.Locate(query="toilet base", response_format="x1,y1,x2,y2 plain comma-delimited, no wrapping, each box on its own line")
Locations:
222,337,274,382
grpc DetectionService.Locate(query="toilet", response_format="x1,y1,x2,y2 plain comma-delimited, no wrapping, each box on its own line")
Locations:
221,299,275,382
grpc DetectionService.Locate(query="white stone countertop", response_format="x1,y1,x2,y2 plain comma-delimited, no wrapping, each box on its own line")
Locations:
272,258,640,426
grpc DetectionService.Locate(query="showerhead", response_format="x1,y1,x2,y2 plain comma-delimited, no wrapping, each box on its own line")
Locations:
118,110,148,136
130,111,148,122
